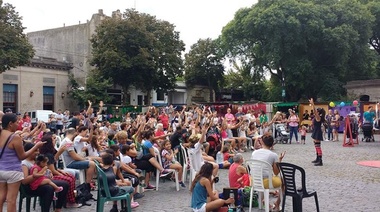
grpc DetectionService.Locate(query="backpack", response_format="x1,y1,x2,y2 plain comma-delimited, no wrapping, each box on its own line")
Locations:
76,183,95,206
242,186,258,207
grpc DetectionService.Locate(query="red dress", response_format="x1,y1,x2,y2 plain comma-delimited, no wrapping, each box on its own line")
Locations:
29,165,48,190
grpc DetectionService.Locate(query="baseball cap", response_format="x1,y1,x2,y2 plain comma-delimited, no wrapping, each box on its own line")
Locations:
16,112,21,115
5,108,12,113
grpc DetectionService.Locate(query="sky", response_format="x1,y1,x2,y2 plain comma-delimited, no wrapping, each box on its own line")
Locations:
5,0,258,52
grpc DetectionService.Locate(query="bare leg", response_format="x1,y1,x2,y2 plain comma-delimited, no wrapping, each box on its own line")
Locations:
204,142,210,154
86,161,96,183
205,190,226,212
0,182,6,212
145,172,151,186
5,181,21,212
148,157,164,172
170,163,183,182
40,178,62,192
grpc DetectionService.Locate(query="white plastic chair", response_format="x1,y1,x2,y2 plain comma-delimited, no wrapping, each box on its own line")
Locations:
60,147,86,185
179,144,190,183
246,159,282,212
186,147,199,188
153,147,179,191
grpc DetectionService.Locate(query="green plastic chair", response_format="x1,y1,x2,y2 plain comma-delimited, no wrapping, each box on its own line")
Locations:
18,184,38,212
95,164,132,212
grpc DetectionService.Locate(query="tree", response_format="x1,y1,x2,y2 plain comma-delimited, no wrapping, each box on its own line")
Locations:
68,70,112,107
184,38,225,102
91,9,185,104
367,0,380,55
224,60,266,101
220,0,377,101
0,1,33,72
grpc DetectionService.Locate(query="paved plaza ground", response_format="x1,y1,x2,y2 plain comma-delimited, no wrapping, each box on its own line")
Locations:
6,133,380,212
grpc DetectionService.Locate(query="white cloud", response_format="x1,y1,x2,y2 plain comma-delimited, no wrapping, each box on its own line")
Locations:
5,0,257,51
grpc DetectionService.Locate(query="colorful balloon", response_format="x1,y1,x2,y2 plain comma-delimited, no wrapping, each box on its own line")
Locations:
340,102,345,107
329,102,335,107
353,100,358,106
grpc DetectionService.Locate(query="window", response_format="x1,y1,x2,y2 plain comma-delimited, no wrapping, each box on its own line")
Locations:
43,86,55,110
3,84,17,112
156,90,165,101
137,95,143,106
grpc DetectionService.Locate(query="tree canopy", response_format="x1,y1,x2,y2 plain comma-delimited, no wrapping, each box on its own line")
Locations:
184,38,225,102
0,0,33,72
220,0,379,102
68,70,112,107
90,9,185,104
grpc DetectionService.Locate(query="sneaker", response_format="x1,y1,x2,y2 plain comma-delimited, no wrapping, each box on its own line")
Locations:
133,193,145,199
66,203,82,208
144,184,156,190
110,206,118,212
131,202,139,208
160,169,172,177
179,181,186,188
213,176,219,183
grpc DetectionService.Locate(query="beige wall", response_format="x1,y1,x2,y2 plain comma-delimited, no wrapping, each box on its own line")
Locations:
27,11,105,85
186,85,213,105
0,66,73,113
345,79,380,103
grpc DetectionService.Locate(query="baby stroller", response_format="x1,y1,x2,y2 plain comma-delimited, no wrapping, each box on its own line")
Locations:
273,123,289,144
361,122,375,142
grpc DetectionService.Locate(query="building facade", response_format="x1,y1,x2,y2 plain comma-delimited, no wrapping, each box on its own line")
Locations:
1,57,72,113
345,79,380,103
20,9,211,108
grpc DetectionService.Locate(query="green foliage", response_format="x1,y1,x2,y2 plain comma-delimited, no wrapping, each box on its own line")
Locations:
184,38,225,102
220,0,378,102
0,1,33,72
367,0,380,54
68,71,112,107
90,9,185,103
224,60,266,100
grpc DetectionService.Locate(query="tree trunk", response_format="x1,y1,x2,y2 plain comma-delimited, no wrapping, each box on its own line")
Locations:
209,87,214,102
122,86,129,105
146,91,151,105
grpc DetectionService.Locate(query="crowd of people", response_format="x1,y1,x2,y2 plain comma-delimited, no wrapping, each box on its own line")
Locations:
1,99,377,212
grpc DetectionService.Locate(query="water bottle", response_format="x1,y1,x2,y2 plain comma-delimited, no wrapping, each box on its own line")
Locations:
229,191,235,208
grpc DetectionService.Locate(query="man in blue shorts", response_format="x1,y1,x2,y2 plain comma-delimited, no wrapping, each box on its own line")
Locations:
61,128,96,188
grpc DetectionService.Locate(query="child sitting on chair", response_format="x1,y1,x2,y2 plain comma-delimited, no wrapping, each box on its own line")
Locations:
160,139,186,188
30,154,63,199
100,152,139,211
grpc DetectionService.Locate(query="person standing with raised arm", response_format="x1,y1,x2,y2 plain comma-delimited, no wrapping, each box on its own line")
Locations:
309,98,326,166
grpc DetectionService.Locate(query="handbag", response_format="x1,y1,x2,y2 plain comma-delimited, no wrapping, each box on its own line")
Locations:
0,133,16,159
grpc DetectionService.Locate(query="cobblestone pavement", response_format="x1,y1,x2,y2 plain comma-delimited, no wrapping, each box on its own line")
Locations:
7,133,380,212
